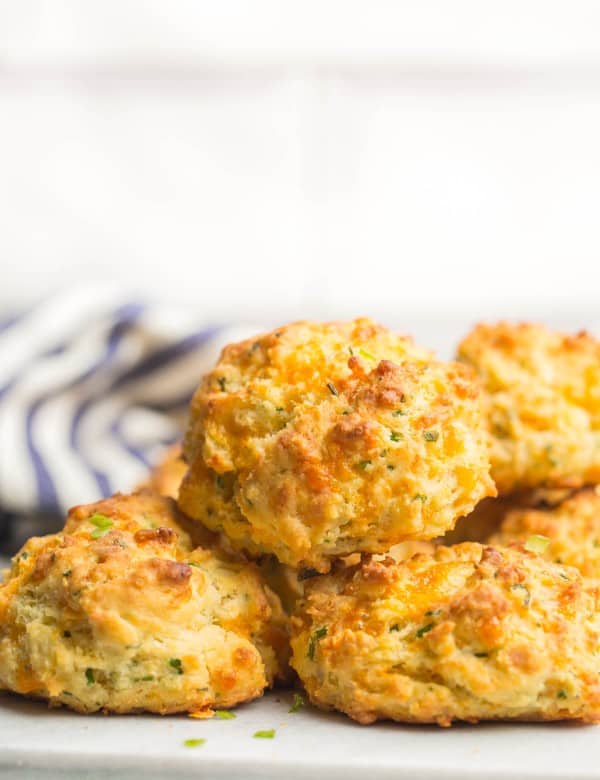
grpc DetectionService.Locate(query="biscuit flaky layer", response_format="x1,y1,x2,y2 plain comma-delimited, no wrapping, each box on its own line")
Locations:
179,318,495,571
290,543,600,726
458,322,600,494
0,493,289,714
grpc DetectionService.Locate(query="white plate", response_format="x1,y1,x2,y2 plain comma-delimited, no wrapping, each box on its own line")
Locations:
1,689,599,780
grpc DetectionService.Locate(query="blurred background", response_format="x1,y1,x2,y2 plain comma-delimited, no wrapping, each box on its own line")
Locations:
2,1,600,327
2,0,600,552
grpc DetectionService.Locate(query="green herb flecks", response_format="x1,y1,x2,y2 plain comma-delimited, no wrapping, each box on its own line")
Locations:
474,652,489,658
557,690,568,700
524,534,550,554
357,460,372,470
390,431,403,442
307,627,328,660
415,623,434,639
254,730,275,739
183,738,206,748
359,348,375,361
423,431,439,442
289,693,304,713
413,494,428,503
326,381,339,396
389,624,400,632
88,513,114,539
169,658,184,675
511,583,531,607
215,710,236,720
217,376,227,391
85,668,95,685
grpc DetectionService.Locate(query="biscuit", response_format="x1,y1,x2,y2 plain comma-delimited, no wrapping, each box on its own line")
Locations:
0,493,289,714
291,543,600,725
180,319,495,571
458,322,600,494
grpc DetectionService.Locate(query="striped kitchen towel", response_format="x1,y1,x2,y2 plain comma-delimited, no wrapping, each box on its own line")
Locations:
0,288,256,523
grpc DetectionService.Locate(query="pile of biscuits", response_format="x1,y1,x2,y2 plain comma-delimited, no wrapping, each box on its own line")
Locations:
2,318,600,726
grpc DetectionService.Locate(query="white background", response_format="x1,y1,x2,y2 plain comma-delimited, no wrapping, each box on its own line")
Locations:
1,1,600,325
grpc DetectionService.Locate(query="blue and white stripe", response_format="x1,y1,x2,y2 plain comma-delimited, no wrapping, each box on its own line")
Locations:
0,288,256,519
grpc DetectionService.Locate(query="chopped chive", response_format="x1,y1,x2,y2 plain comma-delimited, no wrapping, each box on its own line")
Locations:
169,658,184,675
215,710,236,719
85,668,95,685
359,348,375,361
389,624,400,632
387,464,395,471
307,627,328,660
524,535,550,554
415,623,434,639
217,376,226,391
326,381,339,396
357,460,372,470
276,407,284,412
424,609,441,617
423,431,439,442
90,527,110,539
183,738,206,748
413,493,428,503
139,675,154,682
89,514,113,539
474,652,489,658
62,570,72,578
392,409,406,417
557,690,568,700
511,583,531,606
348,346,354,356
187,562,201,568
19,551,29,560
88,513,113,529
254,730,275,739
390,431,402,442
289,693,304,713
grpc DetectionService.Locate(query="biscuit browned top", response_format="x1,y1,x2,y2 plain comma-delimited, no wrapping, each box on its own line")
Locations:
180,318,495,570
458,321,600,494
291,543,600,725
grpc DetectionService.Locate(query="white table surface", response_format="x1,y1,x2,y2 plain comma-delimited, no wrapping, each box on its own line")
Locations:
1,688,600,780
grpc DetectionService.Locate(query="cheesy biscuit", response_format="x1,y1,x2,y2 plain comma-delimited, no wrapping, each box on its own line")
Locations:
180,319,494,571
458,322,600,494
0,492,288,714
291,543,600,725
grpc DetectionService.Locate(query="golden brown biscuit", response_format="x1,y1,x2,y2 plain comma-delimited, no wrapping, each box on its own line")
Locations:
180,318,495,571
0,493,289,714
290,543,600,726
457,322,600,494
137,444,187,500
488,487,600,579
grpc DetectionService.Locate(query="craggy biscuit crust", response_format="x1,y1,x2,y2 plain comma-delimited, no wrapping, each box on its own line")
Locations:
458,322,600,494
0,493,289,714
489,487,600,579
290,543,600,726
180,319,495,571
